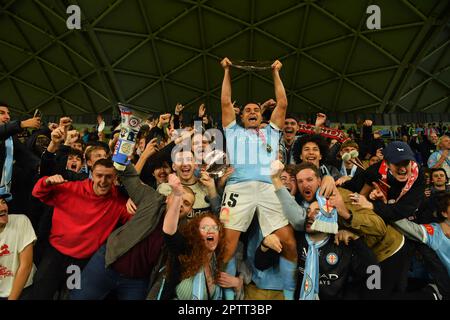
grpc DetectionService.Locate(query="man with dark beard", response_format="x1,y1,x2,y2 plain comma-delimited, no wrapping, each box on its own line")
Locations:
279,115,300,165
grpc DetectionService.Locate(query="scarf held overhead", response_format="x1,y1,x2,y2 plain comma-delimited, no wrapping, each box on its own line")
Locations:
297,123,350,143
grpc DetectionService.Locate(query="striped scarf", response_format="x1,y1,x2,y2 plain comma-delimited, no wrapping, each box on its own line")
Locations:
378,160,419,202
299,234,329,300
193,254,222,300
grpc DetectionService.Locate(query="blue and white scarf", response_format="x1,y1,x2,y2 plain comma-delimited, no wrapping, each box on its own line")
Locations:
0,137,13,200
340,162,357,177
192,267,223,300
311,188,338,234
299,234,329,300
193,254,222,300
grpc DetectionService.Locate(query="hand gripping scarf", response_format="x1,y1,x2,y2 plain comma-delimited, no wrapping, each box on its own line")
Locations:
299,234,329,300
310,188,338,234
297,123,350,143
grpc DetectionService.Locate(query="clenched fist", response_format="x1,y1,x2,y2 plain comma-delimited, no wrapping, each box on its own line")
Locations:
271,60,283,72
168,174,183,196
221,57,232,69
45,175,67,186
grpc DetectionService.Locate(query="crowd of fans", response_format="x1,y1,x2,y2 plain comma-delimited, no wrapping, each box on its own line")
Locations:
0,57,449,301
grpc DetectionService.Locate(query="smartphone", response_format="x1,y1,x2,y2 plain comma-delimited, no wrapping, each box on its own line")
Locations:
34,109,42,118
193,167,201,179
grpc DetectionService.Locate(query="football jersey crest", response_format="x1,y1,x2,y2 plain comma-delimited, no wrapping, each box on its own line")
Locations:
326,252,338,265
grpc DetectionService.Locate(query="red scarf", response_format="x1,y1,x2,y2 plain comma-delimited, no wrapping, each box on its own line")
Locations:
297,123,350,143
378,160,419,203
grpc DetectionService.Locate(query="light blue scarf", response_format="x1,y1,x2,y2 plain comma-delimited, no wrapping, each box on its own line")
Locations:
192,267,207,300
340,162,357,177
0,137,13,200
311,188,338,234
192,267,223,300
299,234,329,300
193,254,222,300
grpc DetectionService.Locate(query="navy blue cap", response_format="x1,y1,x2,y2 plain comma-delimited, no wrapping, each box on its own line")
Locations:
382,141,415,164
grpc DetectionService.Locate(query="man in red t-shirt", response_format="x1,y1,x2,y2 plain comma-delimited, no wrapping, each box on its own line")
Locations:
30,158,132,299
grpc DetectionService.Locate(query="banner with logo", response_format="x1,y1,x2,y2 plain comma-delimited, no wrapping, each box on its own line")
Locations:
112,103,146,170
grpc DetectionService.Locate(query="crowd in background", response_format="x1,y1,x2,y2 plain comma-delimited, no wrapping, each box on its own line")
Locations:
0,59,449,301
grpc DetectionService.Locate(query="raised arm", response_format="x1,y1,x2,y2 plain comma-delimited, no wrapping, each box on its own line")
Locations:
333,187,387,238
428,150,449,169
134,138,158,175
269,60,287,129
162,174,184,235
118,162,162,206
271,161,307,231
220,57,236,127
392,219,427,243
0,121,23,140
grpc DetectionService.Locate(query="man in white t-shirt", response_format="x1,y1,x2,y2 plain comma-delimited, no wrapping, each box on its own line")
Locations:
157,150,221,218
0,193,36,300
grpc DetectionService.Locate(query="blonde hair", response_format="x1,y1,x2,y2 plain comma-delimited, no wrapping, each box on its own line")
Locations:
437,135,449,150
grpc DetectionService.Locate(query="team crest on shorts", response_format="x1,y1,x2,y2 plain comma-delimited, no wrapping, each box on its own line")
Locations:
326,252,338,265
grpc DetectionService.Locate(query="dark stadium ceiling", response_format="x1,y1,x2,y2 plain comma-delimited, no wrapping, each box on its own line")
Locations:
0,0,449,118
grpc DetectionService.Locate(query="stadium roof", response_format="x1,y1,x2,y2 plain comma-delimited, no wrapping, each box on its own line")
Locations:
1,0,449,118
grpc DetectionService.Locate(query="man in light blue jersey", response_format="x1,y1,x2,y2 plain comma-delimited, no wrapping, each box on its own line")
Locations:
219,57,297,299
393,191,450,278
244,166,299,300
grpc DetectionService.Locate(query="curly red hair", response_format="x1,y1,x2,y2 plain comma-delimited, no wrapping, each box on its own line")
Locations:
177,213,225,281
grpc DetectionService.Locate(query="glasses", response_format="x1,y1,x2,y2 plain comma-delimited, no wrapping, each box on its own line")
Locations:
199,225,220,233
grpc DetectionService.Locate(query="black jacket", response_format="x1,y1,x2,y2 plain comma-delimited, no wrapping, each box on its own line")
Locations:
40,149,88,181
255,235,378,300
0,120,40,181
417,139,437,166
363,162,425,222
26,126,52,157
140,141,175,188
359,125,385,158
0,121,40,214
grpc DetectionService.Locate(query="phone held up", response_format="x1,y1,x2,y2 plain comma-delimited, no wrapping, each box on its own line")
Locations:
34,109,42,118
